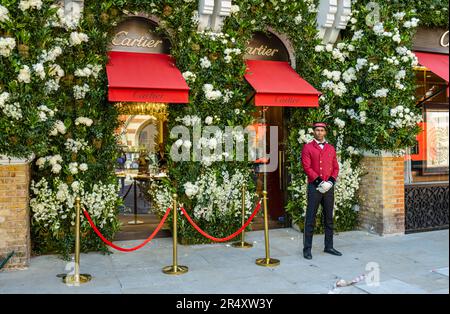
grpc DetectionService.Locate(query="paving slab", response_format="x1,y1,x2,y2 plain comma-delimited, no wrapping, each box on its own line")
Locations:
0,228,448,294
356,279,428,294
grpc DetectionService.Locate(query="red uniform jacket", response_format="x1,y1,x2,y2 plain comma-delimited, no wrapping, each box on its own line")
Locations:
301,140,339,184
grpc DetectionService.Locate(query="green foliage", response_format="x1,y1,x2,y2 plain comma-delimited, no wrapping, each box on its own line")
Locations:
1,0,447,250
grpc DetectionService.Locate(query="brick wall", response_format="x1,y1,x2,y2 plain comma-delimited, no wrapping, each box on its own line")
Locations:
358,153,405,235
0,160,31,270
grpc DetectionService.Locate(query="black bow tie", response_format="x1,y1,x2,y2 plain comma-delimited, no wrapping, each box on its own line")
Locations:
318,142,326,146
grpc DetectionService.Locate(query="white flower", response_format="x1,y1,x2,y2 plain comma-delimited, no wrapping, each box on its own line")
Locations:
297,129,314,144
19,0,42,11
203,84,222,101
49,154,62,166
69,32,89,46
0,96,22,120
0,5,10,22
75,117,93,127
356,97,364,104
45,80,60,94
32,63,46,80
69,162,79,175
294,14,303,25
355,58,367,71
203,84,213,92
50,120,66,136
315,45,324,52
342,67,356,83
373,22,385,35
73,84,90,99
37,104,55,121
334,118,346,129
346,146,359,155
71,181,80,192
352,30,364,41
223,90,233,103
205,116,213,125
392,33,401,43
191,10,199,24
35,157,46,168
321,80,347,97
18,65,31,83
184,182,199,198
373,88,389,98
74,64,101,79
200,57,211,69
404,18,419,29
393,12,406,20
0,37,16,57
395,70,406,80
51,164,62,174
182,71,197,82
65,138,88,153
40,46,63,63
230,5,240,14
79,163,88,172
389,105,422,128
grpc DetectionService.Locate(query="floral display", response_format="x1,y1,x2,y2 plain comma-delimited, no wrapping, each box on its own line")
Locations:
0,0,448,252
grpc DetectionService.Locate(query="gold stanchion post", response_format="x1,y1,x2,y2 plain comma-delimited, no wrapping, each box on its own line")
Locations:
62,196,92,285
162,194,188,275
232,185,253,248
255,190,280,267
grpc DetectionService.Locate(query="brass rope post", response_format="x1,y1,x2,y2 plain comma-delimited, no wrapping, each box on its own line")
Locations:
62,196,92,285
255,190,280,267
162,193,188,275
232,184,253,248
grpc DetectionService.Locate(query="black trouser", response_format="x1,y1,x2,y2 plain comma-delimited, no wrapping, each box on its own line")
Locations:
303,183,335,252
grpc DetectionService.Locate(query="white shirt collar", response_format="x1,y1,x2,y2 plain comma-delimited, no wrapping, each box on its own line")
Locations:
314,138,327,145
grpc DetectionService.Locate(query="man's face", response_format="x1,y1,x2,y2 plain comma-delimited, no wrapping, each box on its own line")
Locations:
313,127,327,141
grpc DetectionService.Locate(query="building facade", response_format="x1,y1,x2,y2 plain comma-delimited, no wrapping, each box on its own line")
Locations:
1,0,448,269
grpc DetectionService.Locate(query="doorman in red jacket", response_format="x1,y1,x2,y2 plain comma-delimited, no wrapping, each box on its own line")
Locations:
301,122,342,259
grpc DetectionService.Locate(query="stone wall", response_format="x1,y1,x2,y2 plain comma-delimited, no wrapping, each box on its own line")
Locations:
358,153,405,236
0,158,31,270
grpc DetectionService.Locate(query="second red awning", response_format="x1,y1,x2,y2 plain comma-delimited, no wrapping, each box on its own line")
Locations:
414,51,449,82
106,51,190,103
244,60,321,107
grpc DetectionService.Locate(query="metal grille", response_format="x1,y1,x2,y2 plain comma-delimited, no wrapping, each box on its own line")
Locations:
405,183,449,233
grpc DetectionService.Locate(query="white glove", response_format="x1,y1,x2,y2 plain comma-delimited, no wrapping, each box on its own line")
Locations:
317,185,326,193
317,181,333,193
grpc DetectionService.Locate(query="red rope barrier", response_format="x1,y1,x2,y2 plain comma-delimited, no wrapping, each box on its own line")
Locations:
180,200,262,242
83,207,171,252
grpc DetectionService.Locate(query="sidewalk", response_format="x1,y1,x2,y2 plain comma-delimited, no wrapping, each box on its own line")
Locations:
0,228,448,294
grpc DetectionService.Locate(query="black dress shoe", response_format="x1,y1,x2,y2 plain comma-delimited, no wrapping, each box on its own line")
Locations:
303,251,312,260
324,248,342,256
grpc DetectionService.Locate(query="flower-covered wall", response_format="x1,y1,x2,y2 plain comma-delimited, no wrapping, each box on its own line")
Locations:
0,0,448,256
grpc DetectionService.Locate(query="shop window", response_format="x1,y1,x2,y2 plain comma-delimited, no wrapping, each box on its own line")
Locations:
405,68,449,184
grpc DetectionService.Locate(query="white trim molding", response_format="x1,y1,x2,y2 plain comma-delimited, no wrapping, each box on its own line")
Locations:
64,0,84,17
198,0,232,32
316,0,352,44
0,154,34,165
360,150,407,158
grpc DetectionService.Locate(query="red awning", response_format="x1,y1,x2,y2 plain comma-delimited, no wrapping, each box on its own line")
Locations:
414,51,449,82
244,60,321,107
106,51,189,103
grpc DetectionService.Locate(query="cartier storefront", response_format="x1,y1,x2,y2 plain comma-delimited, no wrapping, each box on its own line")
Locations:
404,27,449,232
105,16,189,238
